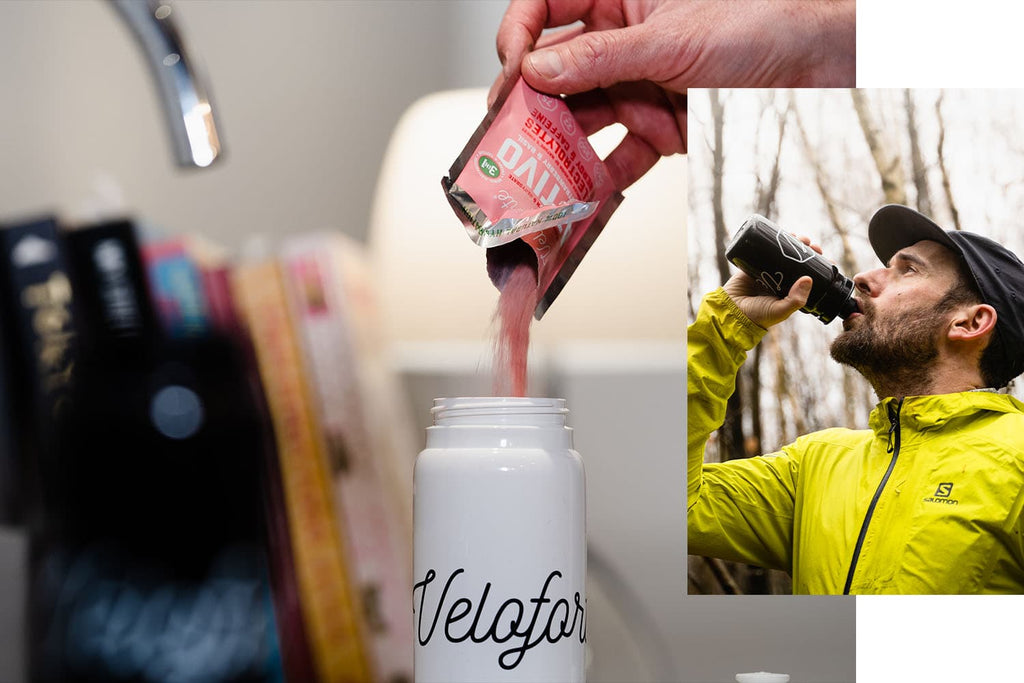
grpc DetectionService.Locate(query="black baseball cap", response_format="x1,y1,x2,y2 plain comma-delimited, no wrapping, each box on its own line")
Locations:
868,204,1024,388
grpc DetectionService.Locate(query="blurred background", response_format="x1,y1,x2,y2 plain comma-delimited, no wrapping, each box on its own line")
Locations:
0,3,852,682
688,88,1024,596
0,0,505,244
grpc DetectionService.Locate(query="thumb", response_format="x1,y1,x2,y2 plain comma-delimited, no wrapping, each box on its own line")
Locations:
782,277,814,313
521,24,661,94
760,277,812,328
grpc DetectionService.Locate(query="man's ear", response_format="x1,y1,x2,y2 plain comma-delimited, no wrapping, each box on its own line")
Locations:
947,303,997,342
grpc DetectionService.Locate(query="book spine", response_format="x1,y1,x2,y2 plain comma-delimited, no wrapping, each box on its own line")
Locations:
281,235,414,681
62,219,159,353
231,260,373,683
202,265,316,683
140,238,211,338
331,238,416,545
201,265,241,335
0,216,78,525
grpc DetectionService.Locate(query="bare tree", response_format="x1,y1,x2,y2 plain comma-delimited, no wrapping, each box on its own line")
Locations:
746,94,791,458
935,90,962,230
710,89,730,285
791,94,870,427
793,94,858,277
851,89,907,205
755,94,789,218
708,89,745,463
743,95,794,595
905,89,933,216
696,92,796,594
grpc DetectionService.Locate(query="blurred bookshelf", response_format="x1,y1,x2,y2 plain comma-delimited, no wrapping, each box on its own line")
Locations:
0,214,415,682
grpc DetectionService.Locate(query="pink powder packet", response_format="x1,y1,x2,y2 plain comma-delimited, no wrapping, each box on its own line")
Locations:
442,76,624,319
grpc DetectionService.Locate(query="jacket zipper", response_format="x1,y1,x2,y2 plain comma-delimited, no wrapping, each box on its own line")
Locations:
842,397,904,595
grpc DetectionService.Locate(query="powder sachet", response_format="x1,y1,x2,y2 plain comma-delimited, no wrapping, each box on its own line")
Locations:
442,76,623,319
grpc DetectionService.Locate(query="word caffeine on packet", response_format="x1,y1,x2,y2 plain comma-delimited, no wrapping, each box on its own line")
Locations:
442,76,623,319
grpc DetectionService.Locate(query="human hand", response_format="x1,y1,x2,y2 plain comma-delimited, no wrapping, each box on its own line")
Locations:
494,0,855,92
724,273,813,330
490,0,853,187
722,235,822,329
489,0,688,191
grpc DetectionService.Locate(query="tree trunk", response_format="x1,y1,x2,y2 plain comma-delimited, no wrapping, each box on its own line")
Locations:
935,90,962,230
747,96,790,457
710,90,730,284
756,94,788,218
792,94,858,278
904,89,933,216
792,94,868,426
851,89,907,205
708,89,745,462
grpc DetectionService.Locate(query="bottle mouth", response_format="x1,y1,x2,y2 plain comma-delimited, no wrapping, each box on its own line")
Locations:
431,397,568,425
807,274,858,323
837,292,861,319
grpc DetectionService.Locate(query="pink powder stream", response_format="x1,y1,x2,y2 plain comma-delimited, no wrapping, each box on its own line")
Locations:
493,262,539,397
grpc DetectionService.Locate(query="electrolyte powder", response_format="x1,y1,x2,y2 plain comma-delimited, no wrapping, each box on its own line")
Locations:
493,262,539,396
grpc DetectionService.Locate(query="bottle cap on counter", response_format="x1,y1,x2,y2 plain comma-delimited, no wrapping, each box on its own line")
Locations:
735,673,791,683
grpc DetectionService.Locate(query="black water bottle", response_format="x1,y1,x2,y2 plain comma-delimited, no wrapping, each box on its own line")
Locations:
725,215,857,324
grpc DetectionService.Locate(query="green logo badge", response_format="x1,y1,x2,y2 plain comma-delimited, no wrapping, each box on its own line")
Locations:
478,155,500,179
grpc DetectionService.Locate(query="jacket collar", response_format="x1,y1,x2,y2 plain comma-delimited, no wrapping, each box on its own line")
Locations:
868,391,1024,434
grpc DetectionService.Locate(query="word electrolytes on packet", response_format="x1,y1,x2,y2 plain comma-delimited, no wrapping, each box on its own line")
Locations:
442,77,624,319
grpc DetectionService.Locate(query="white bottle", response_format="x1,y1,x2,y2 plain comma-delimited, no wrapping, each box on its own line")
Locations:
413,397,586,682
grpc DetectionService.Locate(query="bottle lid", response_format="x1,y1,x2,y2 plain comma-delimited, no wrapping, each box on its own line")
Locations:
735,673,790,683
431,397,567,426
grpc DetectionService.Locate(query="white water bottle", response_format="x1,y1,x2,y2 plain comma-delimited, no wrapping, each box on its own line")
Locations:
413,397,586,682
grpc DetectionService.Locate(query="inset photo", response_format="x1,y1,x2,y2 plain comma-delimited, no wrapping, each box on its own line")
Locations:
687,89,1024,596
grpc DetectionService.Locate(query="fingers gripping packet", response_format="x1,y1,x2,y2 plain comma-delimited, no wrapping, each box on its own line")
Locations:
442,77,623,319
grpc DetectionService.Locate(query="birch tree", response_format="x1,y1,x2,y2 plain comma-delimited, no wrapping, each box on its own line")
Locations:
905,89,933,215
935,90,962,230
852,89,907,205
708,89,746,463
792,94,871,427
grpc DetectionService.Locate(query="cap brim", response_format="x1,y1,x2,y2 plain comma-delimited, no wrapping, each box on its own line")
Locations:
868,204,960,264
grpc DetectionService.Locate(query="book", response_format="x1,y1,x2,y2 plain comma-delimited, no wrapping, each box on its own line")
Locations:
203,264,317,683
324,235,417,545
62,219,159,354
140,237,212,338
232,258,374,683
281,233,414,682
28,218,283,682
0,215,78,526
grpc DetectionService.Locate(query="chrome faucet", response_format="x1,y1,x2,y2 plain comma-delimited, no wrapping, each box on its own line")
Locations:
109,0,223,168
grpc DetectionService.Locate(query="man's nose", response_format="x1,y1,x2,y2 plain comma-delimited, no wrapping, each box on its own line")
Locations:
853,268,881,295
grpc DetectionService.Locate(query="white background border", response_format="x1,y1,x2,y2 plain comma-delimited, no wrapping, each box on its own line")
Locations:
858,0,1023,87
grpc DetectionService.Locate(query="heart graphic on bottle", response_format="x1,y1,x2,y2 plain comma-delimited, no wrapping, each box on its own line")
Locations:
757,270,784,293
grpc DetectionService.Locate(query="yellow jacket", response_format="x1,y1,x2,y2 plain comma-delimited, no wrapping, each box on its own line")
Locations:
688,288,1024,594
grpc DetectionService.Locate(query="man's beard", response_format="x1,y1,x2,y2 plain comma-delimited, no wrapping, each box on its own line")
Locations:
829,297,946,383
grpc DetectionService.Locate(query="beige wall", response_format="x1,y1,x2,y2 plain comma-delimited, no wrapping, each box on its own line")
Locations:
0,0,505,247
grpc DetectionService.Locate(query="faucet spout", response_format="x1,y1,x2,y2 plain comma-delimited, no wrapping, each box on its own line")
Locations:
109,0,223,168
